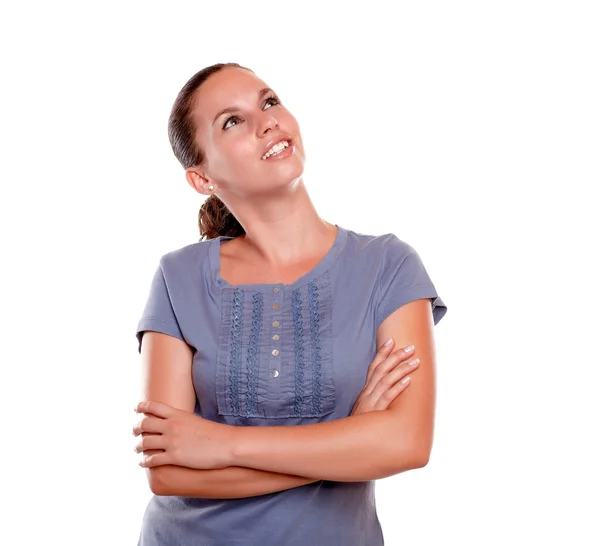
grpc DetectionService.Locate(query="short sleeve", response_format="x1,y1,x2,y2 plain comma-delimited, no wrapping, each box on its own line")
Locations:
135,262,186,354
375,235,447,328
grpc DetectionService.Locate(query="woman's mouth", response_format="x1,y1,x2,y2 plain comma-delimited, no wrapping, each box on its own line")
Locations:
261,139,294,161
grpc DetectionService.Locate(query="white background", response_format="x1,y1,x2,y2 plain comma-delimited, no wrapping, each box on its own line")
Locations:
1,1,598,544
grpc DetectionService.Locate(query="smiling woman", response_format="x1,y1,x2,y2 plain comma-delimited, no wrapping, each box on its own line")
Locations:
167,62,308,241
133,62,448,546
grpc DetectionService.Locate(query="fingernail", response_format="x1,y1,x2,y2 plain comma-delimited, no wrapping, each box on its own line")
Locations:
404,345,415,352
401,376,411,384
384,337,393,346
409,358,420,366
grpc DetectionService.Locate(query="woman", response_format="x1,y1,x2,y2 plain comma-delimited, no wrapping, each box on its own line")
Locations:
133,62,448,545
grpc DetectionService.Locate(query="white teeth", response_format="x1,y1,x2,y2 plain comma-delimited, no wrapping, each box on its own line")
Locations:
262,140,289,160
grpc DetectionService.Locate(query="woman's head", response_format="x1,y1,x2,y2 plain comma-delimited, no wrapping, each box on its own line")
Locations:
168,63,305,240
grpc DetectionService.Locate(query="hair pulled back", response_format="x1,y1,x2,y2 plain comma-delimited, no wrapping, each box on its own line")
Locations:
168,62,250,240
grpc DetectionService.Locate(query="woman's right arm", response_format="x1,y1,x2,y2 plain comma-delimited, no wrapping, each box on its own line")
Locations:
150,464,318,499
137,331,318,499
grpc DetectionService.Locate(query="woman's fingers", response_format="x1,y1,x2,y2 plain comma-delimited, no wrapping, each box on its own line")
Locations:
377,346,416,377
371,357,420,402
353,341,419,414
132,415,167,437
135,400,178,419
364,345,416,394
365,337,396,383
134,434,166,454
366,340,415,383
373,375,412,410
139,452,171,468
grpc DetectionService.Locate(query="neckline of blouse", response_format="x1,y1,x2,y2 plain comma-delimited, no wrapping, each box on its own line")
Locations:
208,224,348,293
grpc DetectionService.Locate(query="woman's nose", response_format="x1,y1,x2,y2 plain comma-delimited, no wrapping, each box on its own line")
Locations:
259,113,279,134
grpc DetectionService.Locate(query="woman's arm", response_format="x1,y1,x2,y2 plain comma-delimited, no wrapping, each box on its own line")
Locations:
138,332,318,498
138,299,437,484
228,299,437,481
149,463,319,498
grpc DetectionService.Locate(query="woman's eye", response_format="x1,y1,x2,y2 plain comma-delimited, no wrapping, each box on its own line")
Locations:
223,116,241,130
222,96,281,130
264,96,280,109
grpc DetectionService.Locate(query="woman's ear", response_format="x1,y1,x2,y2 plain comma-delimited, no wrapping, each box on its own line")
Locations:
185,168,214,196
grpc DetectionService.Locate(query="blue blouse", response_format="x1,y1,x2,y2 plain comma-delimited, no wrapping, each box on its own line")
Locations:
135,224,447,545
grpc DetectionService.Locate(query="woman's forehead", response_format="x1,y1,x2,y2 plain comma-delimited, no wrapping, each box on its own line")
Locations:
193,68,269,124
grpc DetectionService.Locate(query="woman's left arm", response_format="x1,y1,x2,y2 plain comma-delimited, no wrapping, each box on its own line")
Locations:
136,298,438,482
231,298,437,481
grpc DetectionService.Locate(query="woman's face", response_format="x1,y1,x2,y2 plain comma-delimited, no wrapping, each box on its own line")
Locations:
189,67,305,197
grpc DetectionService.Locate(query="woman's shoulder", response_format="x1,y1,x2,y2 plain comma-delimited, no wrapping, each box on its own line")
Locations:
342,226,416,260
148,239,216,290
157,238,213,269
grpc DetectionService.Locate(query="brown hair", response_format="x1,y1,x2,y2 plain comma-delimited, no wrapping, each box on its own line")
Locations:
168,62,250,241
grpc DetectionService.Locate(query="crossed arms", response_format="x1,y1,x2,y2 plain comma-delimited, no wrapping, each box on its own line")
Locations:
136,298,437,498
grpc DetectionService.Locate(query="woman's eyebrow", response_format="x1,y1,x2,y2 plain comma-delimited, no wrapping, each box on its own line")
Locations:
212,88,274,125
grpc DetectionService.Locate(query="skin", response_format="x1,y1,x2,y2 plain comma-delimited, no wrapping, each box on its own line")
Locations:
133,67,438,496
134,300,435,483
184,65,339,272
134,334,421,498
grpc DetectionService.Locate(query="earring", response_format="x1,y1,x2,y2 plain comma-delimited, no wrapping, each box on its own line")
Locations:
208,185,214,192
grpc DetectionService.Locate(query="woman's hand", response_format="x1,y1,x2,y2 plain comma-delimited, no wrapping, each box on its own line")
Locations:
350,338,419,416
133,401,234,470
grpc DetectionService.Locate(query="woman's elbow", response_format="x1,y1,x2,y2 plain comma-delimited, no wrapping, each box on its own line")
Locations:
392,441,432,473
146,467,170,496
413,450,430,469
